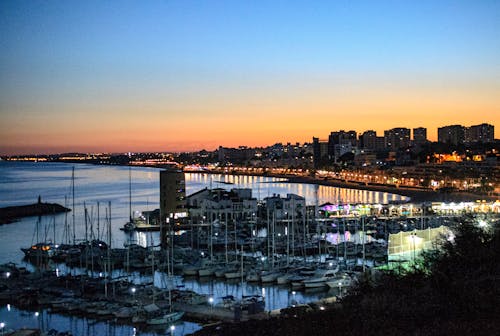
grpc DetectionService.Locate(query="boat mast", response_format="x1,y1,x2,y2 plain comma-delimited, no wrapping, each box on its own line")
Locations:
97,201,100,241
362,215,366,272
271,203,276,270
72,166,76,245
129,166,132,222
64,195,69,244
291,197,295,260
286,211,290,267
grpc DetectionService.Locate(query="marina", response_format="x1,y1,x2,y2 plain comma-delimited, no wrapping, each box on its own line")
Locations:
0,161,498,335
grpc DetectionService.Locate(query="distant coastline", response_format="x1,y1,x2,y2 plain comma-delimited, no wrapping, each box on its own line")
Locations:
0,202,70,225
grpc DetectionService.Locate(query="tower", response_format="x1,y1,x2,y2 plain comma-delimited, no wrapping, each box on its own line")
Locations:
159,169,187,246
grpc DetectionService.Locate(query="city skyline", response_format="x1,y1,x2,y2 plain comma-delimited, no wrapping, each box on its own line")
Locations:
1,1,499,155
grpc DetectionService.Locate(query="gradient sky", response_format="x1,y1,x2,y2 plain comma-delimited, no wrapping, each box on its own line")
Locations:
1,1,499,155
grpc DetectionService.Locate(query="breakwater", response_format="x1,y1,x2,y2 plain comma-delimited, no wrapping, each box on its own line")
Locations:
0,202,70,224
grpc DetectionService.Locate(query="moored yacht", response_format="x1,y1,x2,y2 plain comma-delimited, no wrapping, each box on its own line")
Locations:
302,267,339,288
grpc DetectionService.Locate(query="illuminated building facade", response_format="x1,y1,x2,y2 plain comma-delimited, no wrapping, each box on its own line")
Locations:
384,127,411,150
412,127,427,144
465,123,494,143
160,169,187,245
438,125,465,145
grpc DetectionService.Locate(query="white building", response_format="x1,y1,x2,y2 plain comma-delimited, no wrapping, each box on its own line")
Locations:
187,188,258,224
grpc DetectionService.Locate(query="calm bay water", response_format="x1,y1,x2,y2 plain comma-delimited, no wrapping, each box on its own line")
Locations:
0,161,406,264
0,161,406,335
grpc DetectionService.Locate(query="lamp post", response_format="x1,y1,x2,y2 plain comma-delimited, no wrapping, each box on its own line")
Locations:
209,296,214,311
131,287,136,303
170,324,175,336
0,322,5,336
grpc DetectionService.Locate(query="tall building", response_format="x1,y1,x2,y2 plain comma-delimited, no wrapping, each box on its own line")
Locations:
384,128,411,150
313,137,329,168
327,130,357,162
360,130,385,151
465,123,494,143
413,127,427,144
438,125,465,145
160,169,187,245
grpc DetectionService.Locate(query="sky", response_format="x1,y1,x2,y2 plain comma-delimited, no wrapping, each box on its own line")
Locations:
1,1,499,155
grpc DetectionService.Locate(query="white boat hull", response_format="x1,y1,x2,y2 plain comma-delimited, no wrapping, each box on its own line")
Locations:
147,311,184,325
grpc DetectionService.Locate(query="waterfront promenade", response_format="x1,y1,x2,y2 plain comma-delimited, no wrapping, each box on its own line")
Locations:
183,167,497,203
284,175,497,203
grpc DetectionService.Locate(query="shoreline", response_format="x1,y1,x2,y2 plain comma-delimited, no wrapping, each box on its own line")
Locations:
283,175,497,203
188,170,497,203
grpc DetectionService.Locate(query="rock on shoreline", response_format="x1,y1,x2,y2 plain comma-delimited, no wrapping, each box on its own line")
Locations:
0,202,70,225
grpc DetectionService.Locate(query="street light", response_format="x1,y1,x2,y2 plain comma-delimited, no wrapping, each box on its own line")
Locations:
131,287,136,302
0,322,5,336
209,296,214,311
170,325,175,336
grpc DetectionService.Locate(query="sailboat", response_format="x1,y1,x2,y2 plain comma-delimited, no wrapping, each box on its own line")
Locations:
121,167,137,232
21,216,56,261
144,213,184,326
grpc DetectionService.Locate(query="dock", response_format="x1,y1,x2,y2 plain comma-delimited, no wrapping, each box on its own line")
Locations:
173,302,268,322
173,302,239,322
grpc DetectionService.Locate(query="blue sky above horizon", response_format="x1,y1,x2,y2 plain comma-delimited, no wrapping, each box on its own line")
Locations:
1,1,499,154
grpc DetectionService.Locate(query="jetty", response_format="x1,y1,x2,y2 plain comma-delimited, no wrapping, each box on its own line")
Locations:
0,200,70,225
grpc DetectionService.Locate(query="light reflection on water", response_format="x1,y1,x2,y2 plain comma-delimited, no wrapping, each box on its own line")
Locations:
0,162,406,266
184,172,405,205
0,162,403,334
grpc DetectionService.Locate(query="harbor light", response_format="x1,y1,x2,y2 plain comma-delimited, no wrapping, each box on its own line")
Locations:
170,325,175,331
209,296,214,310
7,304,10,312
5,272,10,278
34,312,39,317
319,306,325,311
131,287,136,301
